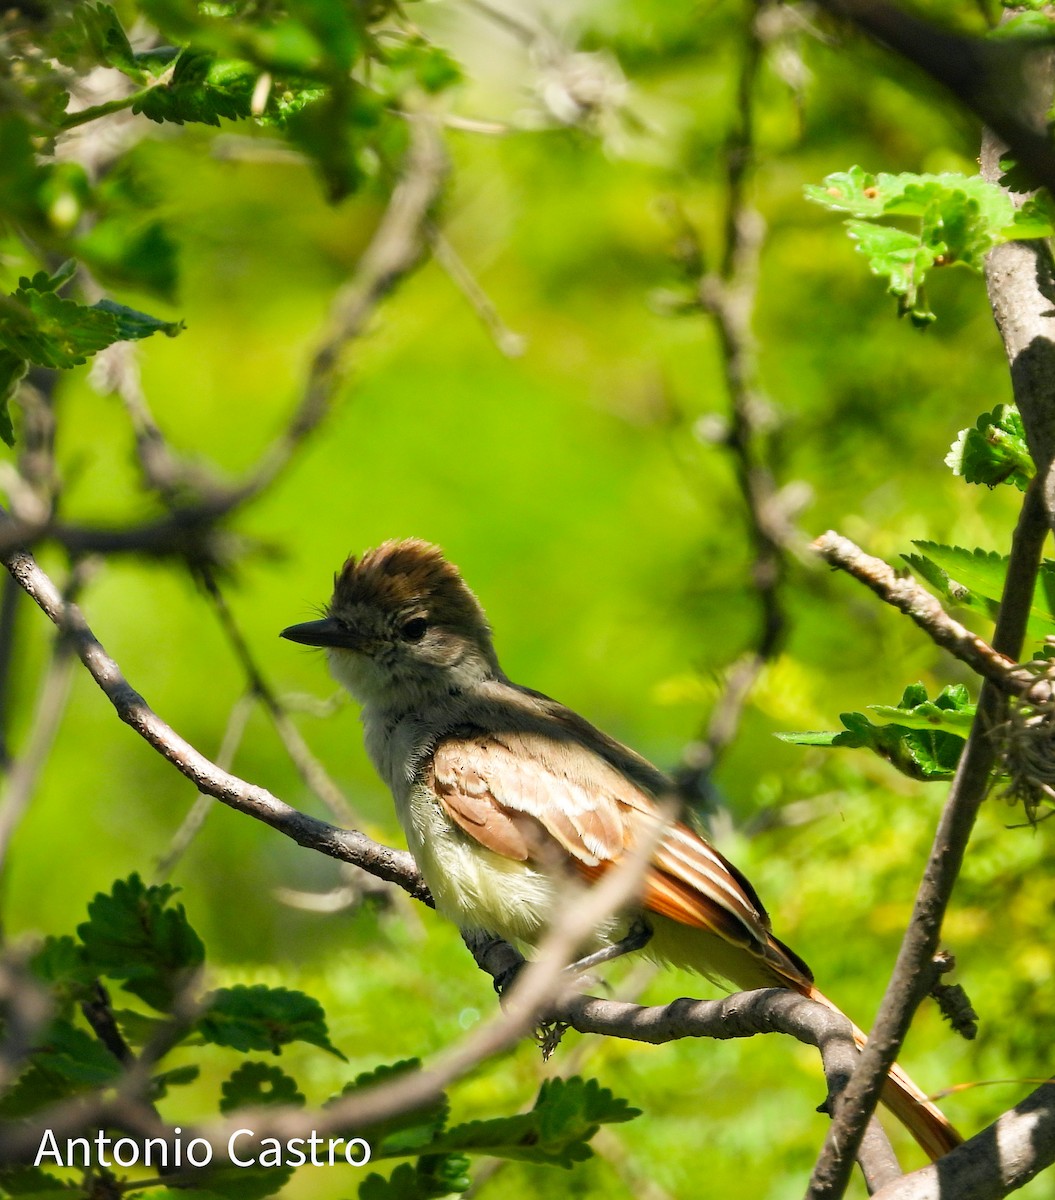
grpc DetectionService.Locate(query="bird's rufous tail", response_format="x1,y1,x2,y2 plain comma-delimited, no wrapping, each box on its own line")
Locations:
807,985,962,1161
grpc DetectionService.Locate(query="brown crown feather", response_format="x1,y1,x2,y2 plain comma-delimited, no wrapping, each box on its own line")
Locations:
331,539,490,630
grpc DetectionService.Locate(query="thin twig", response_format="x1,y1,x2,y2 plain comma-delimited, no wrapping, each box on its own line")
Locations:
153,693,255,883
675,5,798,800
198,570,359,828
0,634,75,878
812,531,1017,689
426,223,526,357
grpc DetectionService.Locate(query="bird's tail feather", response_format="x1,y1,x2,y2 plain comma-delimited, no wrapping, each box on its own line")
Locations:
807,985,962,1162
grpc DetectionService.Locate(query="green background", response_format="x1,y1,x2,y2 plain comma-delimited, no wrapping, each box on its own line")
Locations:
3,2,1048,1197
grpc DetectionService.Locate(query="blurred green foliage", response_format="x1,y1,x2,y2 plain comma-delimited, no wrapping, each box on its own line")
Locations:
1,0,1053,1197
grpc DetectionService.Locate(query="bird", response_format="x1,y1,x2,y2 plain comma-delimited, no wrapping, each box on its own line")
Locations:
280,537,961,1161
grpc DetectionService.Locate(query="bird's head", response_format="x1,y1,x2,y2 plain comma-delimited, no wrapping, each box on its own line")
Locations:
280,539,500,709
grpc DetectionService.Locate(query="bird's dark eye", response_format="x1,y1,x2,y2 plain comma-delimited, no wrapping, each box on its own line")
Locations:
401,617,429,643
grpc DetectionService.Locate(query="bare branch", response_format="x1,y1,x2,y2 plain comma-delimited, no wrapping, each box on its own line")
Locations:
426,223,526,358
812,531,1017,688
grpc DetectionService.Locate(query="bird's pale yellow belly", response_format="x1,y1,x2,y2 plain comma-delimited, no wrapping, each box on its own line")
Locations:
398,783,559,944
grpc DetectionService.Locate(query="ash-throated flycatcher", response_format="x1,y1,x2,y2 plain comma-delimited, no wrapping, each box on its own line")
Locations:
281,538,960,1160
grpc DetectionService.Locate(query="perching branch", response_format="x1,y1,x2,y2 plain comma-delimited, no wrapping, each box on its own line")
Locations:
1,538,431,906
872,1080,1055,1200
0,533,907,1185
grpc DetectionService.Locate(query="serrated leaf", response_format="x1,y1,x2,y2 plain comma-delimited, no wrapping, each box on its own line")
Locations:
34,1019,123,1086
359,1158,469,1200
337,1060,447,1155
945,403,1034,491
0,1063,74,1119
183,1166,295,1200
220,1061,306,1113
76,874,205,1012
0,283,183,372
198,984,344,1058
150,1063,200,1100
113,1007,176,1048
133,49,257,126
0,1167,86,1197
427,1076,639,1168
805,168,1052,322
845,221,935,323
906,542,1055,640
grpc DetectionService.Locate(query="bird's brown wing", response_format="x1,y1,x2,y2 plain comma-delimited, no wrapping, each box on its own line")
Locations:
428,730,791,967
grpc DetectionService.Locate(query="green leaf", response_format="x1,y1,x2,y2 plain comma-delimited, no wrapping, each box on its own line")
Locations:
180,1165,295,1200
359,1158,470,1200
29,935,95,1016
150,1063,200,1100
779,684,973,781
198,984,345,1058
0,1020,122,1117
0,271,183,373
220,1061,306,1113
905,541,1055,640
133,49,257,126
51,4,145,81
76,874,205,1012
945,404,1035,491
427,1076,640,1168
0,1064,74,1119
0,1166,86,1198
34,1019,123,1086
113,1007,176,1048
844,220,935,323
805,168,1053,322
774,730,841,746
337,1060,447,1155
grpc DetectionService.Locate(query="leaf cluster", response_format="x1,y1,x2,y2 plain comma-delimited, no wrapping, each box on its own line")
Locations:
804,166,1054,324
778,682,972,781
0,876,638,1200
0,0,463,444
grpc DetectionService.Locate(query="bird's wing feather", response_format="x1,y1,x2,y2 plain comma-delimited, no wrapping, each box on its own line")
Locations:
428,731,780,956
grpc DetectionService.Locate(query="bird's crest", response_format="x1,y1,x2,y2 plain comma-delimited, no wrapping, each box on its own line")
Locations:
331,539,488,630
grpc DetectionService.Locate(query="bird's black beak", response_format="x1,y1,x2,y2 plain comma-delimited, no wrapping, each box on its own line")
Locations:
280,617,360,649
